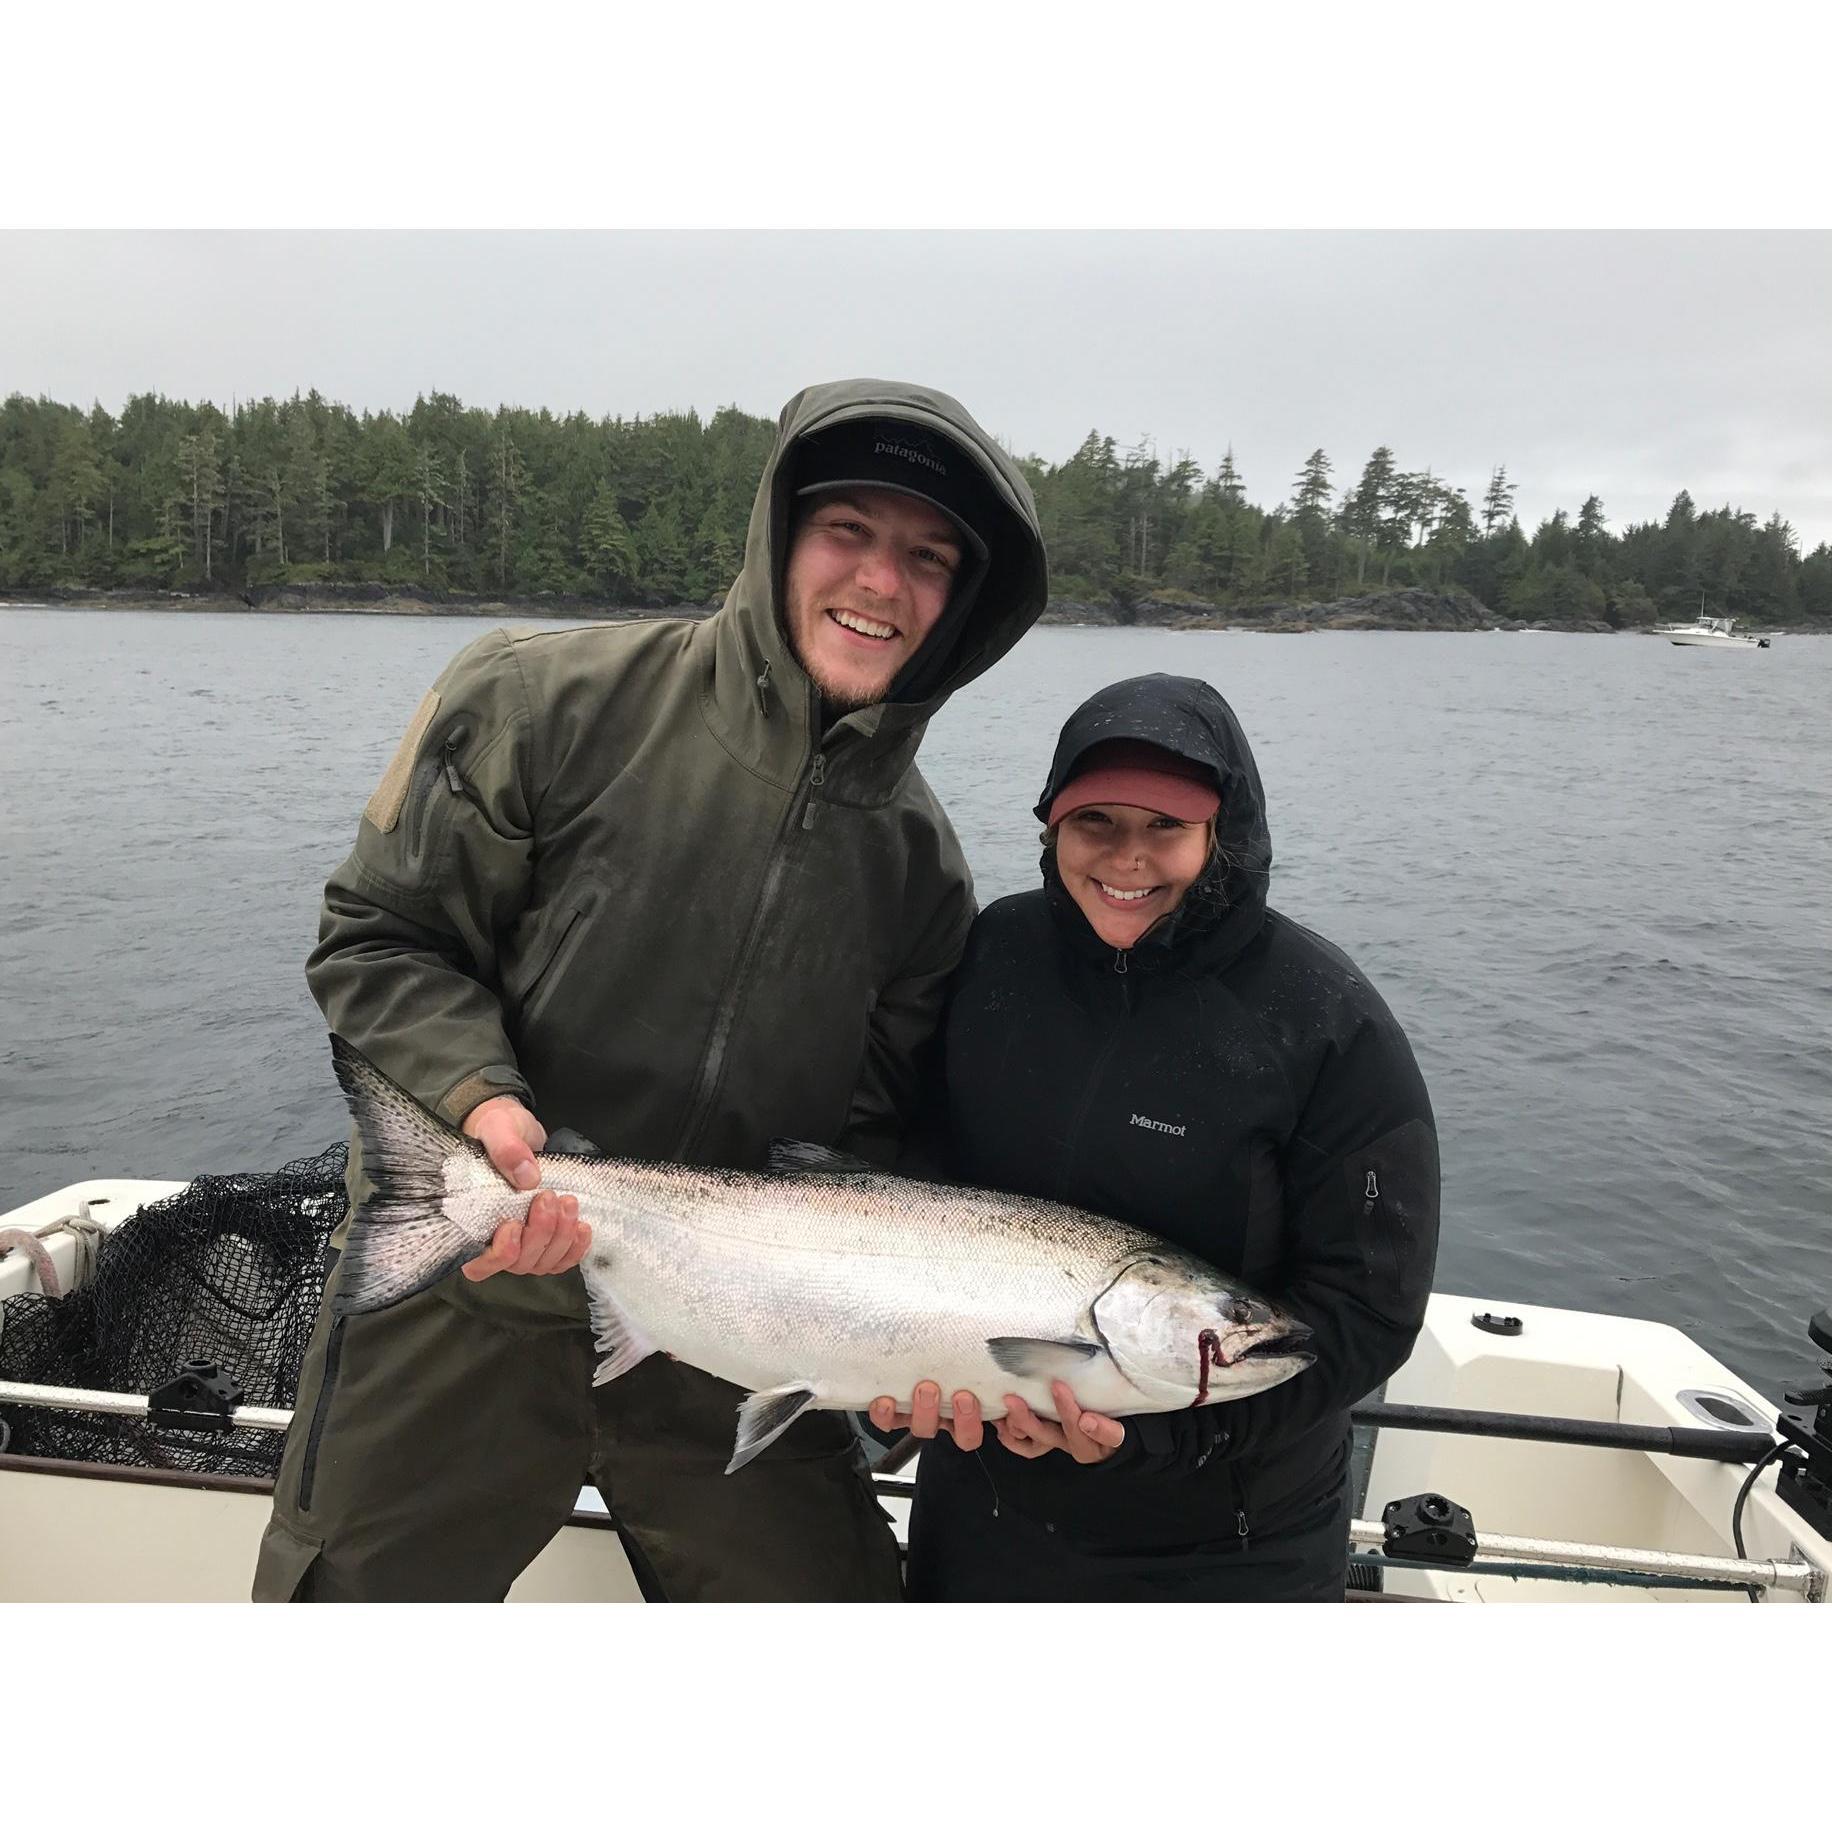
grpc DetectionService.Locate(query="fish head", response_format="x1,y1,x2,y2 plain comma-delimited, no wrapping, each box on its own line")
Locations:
1093,1255,1316,1408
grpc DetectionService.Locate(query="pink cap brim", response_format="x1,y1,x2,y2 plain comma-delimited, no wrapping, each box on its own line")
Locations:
1047,767,1220,826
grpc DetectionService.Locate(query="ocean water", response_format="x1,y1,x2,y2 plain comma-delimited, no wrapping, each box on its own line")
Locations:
3,608,1827,1400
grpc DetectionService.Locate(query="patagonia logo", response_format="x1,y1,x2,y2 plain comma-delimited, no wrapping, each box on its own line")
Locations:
873,436,947,476
1130,1113,1187,1137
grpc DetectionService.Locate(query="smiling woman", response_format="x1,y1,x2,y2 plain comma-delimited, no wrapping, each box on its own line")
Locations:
1045,740,1222,951
884,672,1443,1603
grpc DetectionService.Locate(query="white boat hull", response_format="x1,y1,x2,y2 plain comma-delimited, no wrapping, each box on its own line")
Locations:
3,1180,1827,1602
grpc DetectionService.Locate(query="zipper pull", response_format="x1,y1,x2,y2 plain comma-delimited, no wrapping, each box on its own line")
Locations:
1113,948,1128,975
1363,1169,1379,1217
442,733,464,793
801,751,826,831
755,660,773,716
1235,1508,1250,1540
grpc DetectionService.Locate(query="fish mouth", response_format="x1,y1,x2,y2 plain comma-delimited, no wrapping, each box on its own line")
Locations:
1239,1327,1312,1361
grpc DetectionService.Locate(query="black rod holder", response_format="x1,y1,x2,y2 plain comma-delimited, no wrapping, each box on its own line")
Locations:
1352,1400,1774,1463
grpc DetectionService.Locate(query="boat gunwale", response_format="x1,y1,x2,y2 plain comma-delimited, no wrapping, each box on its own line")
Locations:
0,1450,624,1530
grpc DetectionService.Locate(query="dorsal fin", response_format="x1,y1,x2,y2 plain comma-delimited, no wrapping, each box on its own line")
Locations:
766,1139,880,1178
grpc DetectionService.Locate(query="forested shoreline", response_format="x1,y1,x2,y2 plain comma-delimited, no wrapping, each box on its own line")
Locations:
3,389,1827,628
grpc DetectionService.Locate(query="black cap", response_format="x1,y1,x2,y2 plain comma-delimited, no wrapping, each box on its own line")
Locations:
792,417,997,564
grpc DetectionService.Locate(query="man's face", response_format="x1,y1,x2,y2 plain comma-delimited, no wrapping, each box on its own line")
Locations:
782,486,966,710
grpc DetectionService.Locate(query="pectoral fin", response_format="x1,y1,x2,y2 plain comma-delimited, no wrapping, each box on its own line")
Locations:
727,1382,820,1474
986,1336,1104,1381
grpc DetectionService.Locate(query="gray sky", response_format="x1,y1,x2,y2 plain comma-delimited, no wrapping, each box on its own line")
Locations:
5,229,1829,549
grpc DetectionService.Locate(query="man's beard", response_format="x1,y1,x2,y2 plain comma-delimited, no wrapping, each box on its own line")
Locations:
788,594,900,712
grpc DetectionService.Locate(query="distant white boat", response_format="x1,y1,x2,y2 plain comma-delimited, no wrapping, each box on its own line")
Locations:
1653,615,1769,650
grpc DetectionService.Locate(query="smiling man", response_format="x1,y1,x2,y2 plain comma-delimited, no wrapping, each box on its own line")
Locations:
254,380,1049,1603
782,414,1003,712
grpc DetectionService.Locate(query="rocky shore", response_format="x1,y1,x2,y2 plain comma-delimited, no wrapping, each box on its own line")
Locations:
0,582,1777,636
1038,585,1619,633
0,582,670,619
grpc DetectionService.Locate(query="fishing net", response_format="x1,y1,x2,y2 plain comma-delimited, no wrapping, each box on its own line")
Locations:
0,1145,346,1477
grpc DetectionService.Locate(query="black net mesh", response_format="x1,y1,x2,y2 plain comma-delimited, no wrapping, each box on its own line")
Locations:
0,1144,346,1477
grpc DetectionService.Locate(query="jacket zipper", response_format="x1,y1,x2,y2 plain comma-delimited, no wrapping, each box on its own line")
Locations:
1059,969,1131,1193
1229,1463,1250,1547
801,750,825,830
296,1314,348,1514
676,746,826,1155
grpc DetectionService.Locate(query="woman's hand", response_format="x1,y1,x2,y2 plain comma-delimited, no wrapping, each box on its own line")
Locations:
868,1382,986,1451
993,1380,1126,1465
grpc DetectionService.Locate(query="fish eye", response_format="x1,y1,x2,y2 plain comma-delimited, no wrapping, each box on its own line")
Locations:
1226,1298,1252,1325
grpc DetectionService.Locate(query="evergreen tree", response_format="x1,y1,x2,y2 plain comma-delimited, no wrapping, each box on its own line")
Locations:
1266,518,1307,598
176,426,226,582
484,433,526,588
689,494,742,601
1344,446,1396,586
1480,466,1516,535
582,479,638,599
1216,447,1245,508
633,497,689,603
359,415,418,556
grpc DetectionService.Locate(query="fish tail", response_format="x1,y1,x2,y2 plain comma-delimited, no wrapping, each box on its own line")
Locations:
328,1033,488,1313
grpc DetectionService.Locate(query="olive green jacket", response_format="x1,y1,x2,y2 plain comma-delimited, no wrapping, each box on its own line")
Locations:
307,379,1048,1320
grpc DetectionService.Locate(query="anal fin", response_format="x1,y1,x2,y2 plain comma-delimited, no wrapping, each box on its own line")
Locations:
726,1382,821,1474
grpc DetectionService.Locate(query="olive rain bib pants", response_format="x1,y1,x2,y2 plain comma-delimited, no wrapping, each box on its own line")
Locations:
252,1255,902,1602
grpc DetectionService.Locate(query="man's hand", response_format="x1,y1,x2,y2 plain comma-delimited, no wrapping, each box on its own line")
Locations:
868,1382,986,1451
992,1380,1126,1465
459,1094,593,1281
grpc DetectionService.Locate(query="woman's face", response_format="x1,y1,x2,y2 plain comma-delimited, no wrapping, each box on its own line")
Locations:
1054,802,1212,950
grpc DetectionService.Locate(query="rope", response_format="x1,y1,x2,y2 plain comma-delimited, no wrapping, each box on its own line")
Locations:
0,1230,62,1300
0,1206,113,1302
56,1209,109,1292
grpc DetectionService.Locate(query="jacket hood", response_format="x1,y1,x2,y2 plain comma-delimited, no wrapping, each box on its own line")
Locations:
1035,673,1273,964
709,379,1049,758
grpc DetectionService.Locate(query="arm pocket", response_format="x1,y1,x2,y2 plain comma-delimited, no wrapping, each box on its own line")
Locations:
1343,1117,1439,1319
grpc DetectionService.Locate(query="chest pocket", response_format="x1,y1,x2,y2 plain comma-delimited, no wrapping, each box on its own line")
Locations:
508,885,602,1032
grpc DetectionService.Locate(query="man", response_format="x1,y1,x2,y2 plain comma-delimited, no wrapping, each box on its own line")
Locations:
252,378,1049,1601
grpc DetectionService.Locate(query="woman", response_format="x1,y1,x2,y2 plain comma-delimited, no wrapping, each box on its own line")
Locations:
872,673,1440,1602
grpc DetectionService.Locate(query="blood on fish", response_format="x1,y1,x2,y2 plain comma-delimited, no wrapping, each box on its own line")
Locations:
1193,1327,1225,1406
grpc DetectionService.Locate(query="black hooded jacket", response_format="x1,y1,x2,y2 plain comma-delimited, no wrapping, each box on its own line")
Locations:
913,674,1440,1549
